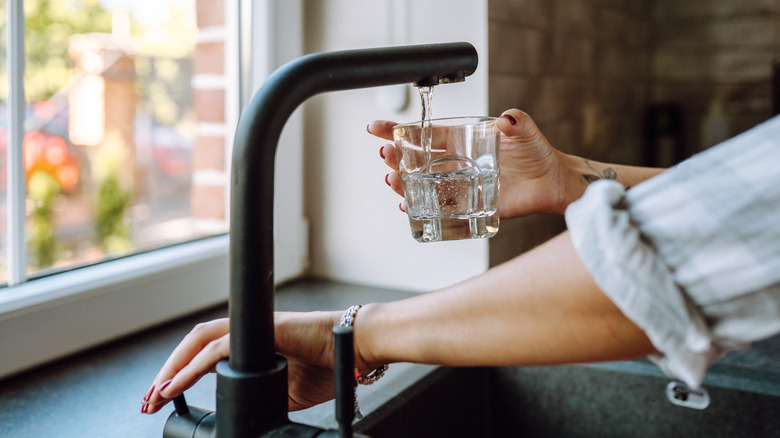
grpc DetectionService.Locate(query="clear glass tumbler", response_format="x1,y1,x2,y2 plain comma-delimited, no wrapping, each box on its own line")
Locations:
393,117,500,243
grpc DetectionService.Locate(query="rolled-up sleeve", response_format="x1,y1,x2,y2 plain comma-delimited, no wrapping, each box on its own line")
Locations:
565,116,780,388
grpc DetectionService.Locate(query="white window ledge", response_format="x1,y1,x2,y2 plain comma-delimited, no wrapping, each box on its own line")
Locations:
0,235,229,380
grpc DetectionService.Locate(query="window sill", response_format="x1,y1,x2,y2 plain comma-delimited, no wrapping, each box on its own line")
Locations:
0,235,230,380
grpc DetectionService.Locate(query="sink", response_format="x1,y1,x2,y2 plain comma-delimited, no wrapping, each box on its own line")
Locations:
355,337,780,437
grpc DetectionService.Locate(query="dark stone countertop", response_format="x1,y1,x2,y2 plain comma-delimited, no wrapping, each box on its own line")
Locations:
0,280,422,438
2,278,778,437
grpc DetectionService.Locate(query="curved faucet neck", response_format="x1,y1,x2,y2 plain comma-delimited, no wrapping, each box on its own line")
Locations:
229,42,478,373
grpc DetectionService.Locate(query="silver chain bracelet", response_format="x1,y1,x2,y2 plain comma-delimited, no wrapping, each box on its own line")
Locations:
339,304,389,418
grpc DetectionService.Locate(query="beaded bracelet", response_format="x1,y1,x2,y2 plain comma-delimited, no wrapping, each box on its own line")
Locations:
339,304,389,418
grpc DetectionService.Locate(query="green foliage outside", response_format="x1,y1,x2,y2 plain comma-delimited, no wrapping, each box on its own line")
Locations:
24,0,113,101
28,170,61,268
96,172,132,254
93,132,133,254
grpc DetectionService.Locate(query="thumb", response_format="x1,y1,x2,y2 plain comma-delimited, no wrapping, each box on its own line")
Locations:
495,109,540,140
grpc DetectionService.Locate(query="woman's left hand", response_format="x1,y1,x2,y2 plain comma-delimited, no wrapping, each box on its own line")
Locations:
369,109,577,219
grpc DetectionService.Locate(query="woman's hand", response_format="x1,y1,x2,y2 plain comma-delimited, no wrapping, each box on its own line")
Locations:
369,108,579,218
142,311,377,414
142,318,230,414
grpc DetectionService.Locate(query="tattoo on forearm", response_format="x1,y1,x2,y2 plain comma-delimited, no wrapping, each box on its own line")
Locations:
582,158,617,184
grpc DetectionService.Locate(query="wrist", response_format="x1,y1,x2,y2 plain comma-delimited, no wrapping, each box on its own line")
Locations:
350,303,388,374
556,152,592,214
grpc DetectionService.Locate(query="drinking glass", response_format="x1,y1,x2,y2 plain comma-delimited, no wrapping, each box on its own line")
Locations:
393,116,500,242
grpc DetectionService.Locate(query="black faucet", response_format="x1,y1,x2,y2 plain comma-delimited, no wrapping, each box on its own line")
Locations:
163,42,478,438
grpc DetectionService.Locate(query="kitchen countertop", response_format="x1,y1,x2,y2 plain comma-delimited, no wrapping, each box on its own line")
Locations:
0,279,427,438
2,278,778,437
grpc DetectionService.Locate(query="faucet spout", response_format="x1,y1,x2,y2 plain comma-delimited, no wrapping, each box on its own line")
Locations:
216,42,477,438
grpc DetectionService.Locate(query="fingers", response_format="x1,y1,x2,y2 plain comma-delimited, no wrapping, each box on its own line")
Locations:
385,170,403,197
367,120,397,140
379,139,404,200
379,143,400,171
142,318,230,414
153,333,229,410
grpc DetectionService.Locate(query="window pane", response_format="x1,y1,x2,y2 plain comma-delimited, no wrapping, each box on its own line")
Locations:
0,0,7,284
23,0,228,276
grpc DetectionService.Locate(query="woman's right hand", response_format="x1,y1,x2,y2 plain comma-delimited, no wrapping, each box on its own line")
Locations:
142,311,379,415
369,108,583,218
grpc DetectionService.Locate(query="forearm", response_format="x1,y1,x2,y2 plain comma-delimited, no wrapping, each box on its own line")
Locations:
356,232,655,369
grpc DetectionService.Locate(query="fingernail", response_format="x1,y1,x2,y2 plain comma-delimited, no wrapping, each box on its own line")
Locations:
379,146,386,159
141,402,148,414
385,174,390,186
146,399,169,407
143,384,155,402
157,379,173,398
366,124,372,134
501,114,517,125
399,202,405,212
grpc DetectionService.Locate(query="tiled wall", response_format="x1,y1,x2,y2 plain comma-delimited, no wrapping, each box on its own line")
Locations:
488,0,780,265
487,0,652,264
651,0,780,156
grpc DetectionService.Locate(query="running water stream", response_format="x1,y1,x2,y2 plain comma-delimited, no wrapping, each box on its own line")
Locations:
419,85,434,163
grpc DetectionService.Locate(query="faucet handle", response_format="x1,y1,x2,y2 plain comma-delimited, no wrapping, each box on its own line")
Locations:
332,326,356,437
319,326,373,438
172,394,190,416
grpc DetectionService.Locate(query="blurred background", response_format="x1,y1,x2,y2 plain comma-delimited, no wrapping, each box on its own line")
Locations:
485,0,780,265
0,0,228,282
0,0,778,285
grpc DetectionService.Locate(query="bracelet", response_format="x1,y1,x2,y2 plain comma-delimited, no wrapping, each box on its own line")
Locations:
339,304,389,419
339,305,389,385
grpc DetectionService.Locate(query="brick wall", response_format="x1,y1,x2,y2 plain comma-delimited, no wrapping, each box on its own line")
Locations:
651,0,780,156
191,0,229,235
487,0,652,264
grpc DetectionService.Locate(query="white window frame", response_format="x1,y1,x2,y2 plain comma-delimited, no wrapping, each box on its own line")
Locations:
0,0,306,379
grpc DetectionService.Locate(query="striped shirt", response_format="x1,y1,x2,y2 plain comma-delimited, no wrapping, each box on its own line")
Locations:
566,115,780,387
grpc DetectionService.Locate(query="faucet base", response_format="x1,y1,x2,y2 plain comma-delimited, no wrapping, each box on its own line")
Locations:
163,405,215,438
216,356,290,437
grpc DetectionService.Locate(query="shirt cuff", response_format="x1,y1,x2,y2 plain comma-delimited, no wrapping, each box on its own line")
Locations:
565,180,721,388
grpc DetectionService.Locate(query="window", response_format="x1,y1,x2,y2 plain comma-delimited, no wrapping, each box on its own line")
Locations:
0,0,230,282
0,0,307,379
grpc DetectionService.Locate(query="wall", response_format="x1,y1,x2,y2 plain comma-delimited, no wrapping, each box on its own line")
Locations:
651,0,780,156
486,0,780,266
486,0,652,265
302,0,491,291
301,0,780,285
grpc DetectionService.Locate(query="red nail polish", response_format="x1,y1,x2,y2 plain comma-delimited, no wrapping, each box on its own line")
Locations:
141,402,148,414
143,384,155,402
379,146,386,159
399,202,405,212
158,379,173,397
385,174,390,186
501,114,517,125
366,124,371,134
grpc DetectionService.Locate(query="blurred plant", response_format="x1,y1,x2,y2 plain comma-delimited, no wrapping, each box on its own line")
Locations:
27,171,60,268
94,132,133,254
24,130,80,269
22,0,113,101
